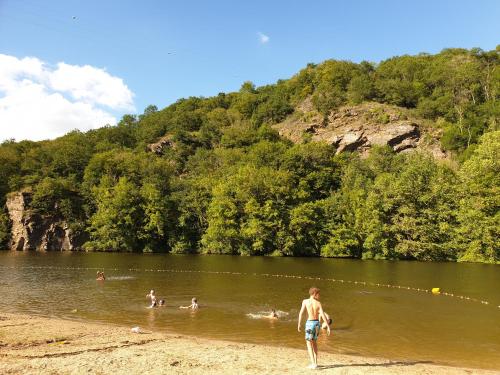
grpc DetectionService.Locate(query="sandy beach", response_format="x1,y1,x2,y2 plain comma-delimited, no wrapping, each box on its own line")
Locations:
0,312,497,375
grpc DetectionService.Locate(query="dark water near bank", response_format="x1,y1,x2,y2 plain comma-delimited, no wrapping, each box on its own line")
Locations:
0,252,499,370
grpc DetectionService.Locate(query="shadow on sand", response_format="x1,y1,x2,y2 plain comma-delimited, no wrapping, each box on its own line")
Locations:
317,360,433,370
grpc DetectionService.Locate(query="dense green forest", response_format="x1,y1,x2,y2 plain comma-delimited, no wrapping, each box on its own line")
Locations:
0,47,498,262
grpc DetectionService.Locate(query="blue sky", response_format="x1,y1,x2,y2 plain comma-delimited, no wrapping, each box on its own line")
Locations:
0,0,499,140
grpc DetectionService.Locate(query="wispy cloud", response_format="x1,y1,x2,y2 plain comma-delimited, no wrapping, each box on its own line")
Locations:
0,54,135,141
257,32,270,44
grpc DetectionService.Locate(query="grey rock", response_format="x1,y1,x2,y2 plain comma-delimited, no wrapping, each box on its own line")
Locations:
335,132,368,154
273,102,446,158
6,192,86,251
146,135,174,155
367,122,420,151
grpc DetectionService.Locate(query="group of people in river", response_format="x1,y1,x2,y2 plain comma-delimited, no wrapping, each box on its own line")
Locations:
96,272,199,310
145,286,331,369
146,289,199,310
96,271,331,369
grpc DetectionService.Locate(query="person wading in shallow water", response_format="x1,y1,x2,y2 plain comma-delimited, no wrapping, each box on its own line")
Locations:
146,290,157,308
297,287,330,369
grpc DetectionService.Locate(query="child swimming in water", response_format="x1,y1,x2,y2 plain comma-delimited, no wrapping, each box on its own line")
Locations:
158,299,165,307
265,309,278,319
179,297,198,310
320,312,333,330
146,290,157,308
96,271,105,281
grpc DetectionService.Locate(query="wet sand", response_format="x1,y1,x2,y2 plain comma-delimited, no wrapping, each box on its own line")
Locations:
0,312,496,374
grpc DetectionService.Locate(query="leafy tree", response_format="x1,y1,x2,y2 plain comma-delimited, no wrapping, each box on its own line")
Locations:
169,176,212,253
347,73,375,104
0,141,20,201
142,104,158,117
312,60,359,115
381,155,459,261
287,201,327,256
86,176,142,251
281,142,341,200
456,131,499,262
252,85,294,125
0,208,10,247
139,182,170,252
375,54,429,107
201,182,241,254
31,177,73,215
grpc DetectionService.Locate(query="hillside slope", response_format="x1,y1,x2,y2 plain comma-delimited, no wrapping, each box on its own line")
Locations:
0,47,498,262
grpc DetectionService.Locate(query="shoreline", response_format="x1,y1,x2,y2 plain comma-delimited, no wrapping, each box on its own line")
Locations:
0,312,497,374
2,249,498,265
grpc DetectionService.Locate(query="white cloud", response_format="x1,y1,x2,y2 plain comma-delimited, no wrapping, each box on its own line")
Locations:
0,54,135,142
49,63,134,110
258,32,270,44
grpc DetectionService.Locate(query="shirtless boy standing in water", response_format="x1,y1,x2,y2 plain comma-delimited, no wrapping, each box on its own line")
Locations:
146,290,157,308
298,287,330,369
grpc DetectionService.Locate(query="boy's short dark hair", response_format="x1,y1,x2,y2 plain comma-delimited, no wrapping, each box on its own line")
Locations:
309,287,320,296
327,318,333,325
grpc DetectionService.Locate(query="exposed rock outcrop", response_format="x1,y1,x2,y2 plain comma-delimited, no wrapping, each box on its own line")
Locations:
146,134,175,155
6,192,86,251
322,122,420,154
273,102,447,158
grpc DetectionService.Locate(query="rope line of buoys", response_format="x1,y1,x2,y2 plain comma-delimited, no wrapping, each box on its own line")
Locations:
0,265,497,308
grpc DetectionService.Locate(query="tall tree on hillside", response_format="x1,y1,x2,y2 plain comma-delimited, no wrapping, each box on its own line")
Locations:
86,177,142,251
456,131,500,262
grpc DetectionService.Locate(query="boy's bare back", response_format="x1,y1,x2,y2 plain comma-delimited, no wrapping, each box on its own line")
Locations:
297,287,330,336
302,298,322,320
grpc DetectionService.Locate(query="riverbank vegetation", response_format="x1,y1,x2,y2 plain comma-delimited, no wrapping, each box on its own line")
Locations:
0,47,498,262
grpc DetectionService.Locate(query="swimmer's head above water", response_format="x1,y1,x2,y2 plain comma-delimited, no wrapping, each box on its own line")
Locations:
180,297,198,309
322,318,333,329
266,309,278,319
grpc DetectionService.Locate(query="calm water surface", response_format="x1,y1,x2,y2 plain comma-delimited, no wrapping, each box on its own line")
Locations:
0,252,499,370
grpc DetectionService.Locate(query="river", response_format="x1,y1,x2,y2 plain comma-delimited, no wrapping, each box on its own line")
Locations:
0,252,498,370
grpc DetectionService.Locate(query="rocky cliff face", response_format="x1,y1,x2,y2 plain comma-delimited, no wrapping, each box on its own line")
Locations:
146,134,175,155
6,192,86,251
273,101,447,158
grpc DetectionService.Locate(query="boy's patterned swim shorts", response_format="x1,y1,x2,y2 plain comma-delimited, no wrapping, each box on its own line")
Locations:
305,320,320,341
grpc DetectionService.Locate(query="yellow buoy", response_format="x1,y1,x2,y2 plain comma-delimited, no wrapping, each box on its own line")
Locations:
432,288,440,295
